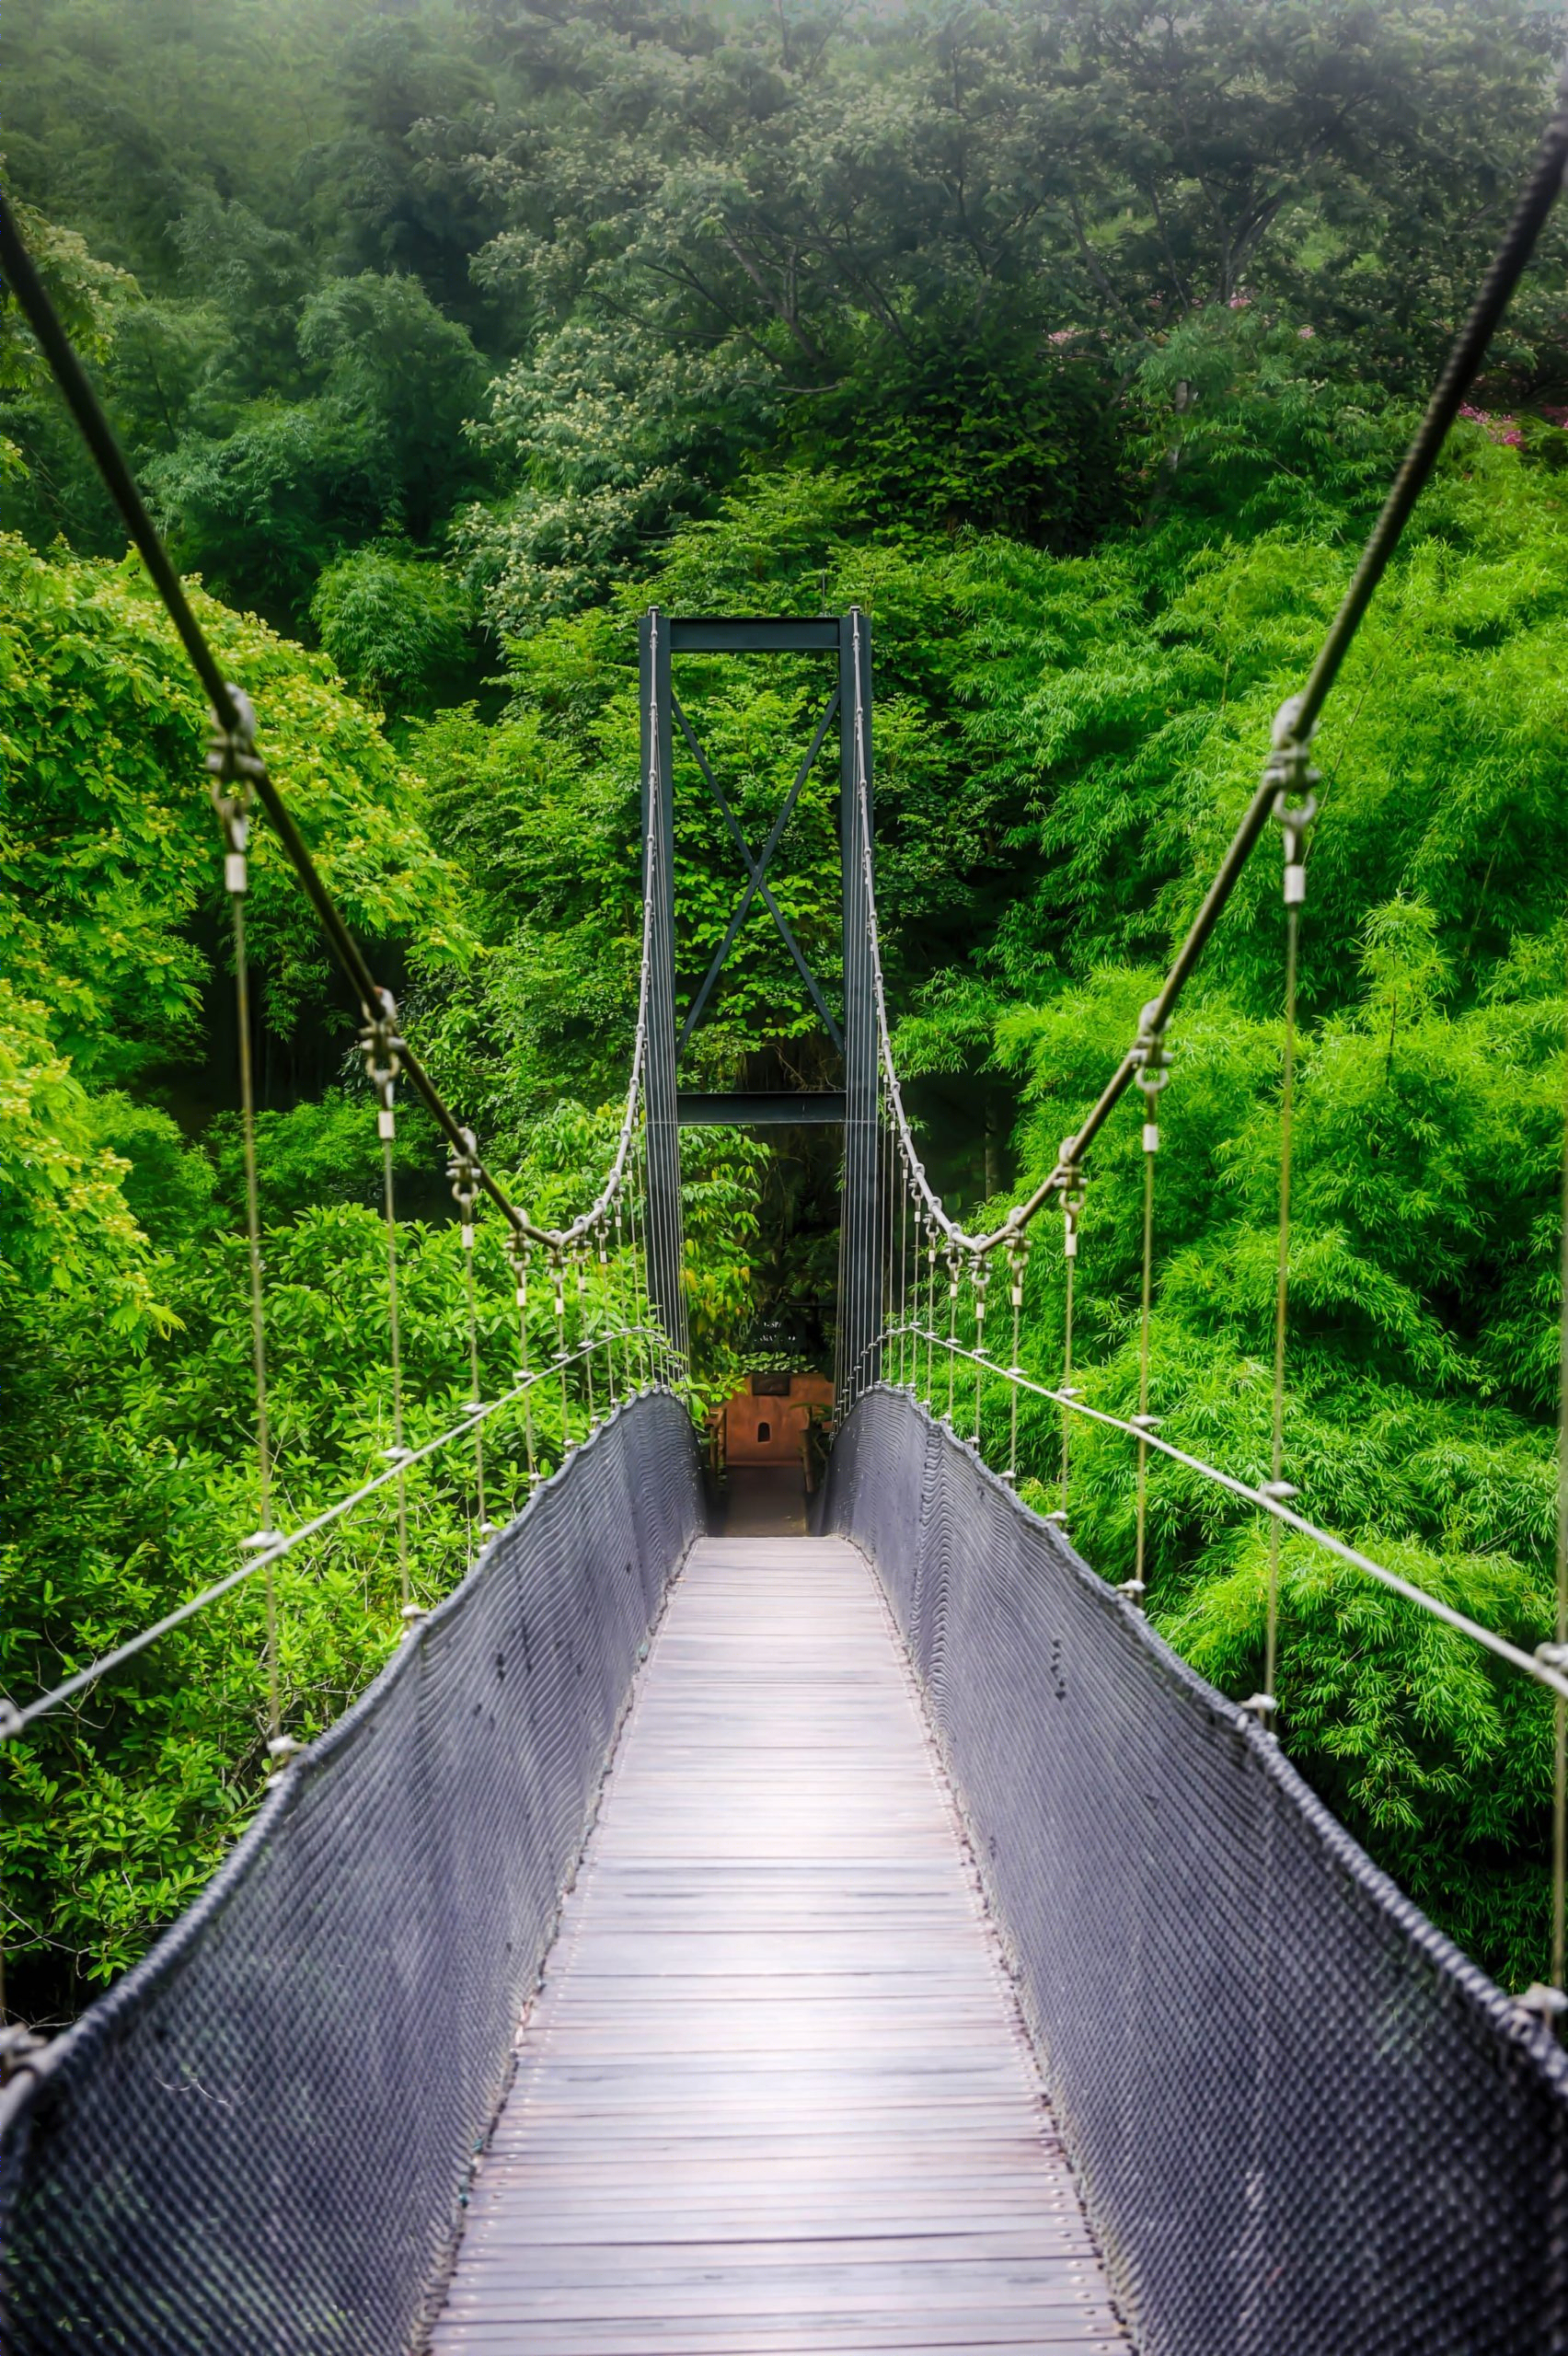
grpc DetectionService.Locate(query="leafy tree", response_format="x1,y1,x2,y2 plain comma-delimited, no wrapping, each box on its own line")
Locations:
148,271,486,628
311,539,476,712
11,0,1568,2018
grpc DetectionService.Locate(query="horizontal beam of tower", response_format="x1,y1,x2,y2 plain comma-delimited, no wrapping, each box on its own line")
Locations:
665,617,842,652
677,1091,847,1126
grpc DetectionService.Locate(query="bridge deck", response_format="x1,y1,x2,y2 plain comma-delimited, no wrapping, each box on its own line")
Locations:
431,1536,1127,2355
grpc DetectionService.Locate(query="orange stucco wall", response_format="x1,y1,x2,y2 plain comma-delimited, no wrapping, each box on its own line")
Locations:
723,1373,834,1466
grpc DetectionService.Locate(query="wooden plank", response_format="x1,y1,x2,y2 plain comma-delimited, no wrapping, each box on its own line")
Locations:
430,1537,1128,2355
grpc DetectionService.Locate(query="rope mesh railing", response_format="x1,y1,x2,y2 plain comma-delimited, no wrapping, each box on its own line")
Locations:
0,1394,705,2356
836,59,1568,2008
826,1385,1568,2356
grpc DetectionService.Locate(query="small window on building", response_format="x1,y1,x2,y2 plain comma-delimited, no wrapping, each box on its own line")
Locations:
756,1420,771,1443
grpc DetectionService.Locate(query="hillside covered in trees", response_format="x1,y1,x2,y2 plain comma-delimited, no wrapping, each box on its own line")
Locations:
6,0,1568,2017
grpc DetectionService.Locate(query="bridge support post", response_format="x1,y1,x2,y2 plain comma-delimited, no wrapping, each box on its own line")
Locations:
640,609,687,1365
837,606,880,1415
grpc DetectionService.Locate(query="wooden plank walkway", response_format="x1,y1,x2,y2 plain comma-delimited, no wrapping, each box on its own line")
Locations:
431,1537,1129,2356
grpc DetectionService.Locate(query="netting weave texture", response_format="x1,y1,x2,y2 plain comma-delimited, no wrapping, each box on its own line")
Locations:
827,1386,1568,2356
0,1391,702,2355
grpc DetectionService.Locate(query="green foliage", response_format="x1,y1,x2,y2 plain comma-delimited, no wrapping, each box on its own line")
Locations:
311,542,474,713
147,272,487,629
0,531,475,1065
10,0,1568,2022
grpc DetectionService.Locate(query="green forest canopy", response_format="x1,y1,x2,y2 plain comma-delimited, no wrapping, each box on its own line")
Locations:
6,0,1568,2014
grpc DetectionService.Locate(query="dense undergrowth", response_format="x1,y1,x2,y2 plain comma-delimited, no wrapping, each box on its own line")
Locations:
6,0,1568,2012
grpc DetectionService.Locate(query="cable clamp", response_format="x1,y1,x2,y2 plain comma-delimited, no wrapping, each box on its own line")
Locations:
359,988,404,1131
241,1530,282,1552
1516,1982,1568,2034
1044,1509,1070,1529
1118,1576,1147,1608
263,1732,302,1789
446,1126,482,1221
207,687,263,889
1535,1642,1568,1672
379,1445,414,1466
1133,1005,1170,1122
1267,699,1320,905
1130,1413,1162,1432
1242,1692,1279,1727
1260,1479,1298,1504
1061,1152,1087,1254
0,2024,49,2085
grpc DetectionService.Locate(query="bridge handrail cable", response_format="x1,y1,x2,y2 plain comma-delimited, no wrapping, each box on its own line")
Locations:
0,1330,666,1746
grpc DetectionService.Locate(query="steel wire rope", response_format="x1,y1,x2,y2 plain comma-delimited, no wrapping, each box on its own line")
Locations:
1548,1019,1568,2003
838,66,1568,1268
1006,1232,1028,1484
899,1157,912,1390
972,1255,989,1450
0,1332,665,1747
576,1242,595,1431
874,1089,887,1400
886,1338,1568,1709
874,1080,894,1401
0,204,663,1276
1256,792,1314,1728
447,1134,490,1551
509,1236,539,1490
1058,1153,1085,1527
205,713,283,1751
642,629,689,1384
604,1209,619,1414
362,996,413,1617
628,1125,650,1389
1128,1031,1170,1607
645,628,673,1380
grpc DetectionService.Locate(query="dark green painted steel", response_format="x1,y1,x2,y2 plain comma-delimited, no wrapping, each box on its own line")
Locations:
677,1091,847,1127
640,609,880,1402
666,618,841,652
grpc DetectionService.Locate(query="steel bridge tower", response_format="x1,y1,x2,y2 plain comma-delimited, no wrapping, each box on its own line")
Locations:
639,608,879,1408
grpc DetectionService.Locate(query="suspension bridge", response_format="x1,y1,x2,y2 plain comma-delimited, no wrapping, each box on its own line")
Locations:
6,75,1568,2356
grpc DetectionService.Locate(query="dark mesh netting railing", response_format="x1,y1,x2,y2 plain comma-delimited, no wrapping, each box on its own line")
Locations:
826,1385,1568,2356
0,1392,702,2355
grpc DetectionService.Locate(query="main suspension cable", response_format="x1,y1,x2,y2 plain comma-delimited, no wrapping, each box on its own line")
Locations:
841,59,1568,1267
0,202,663,1272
